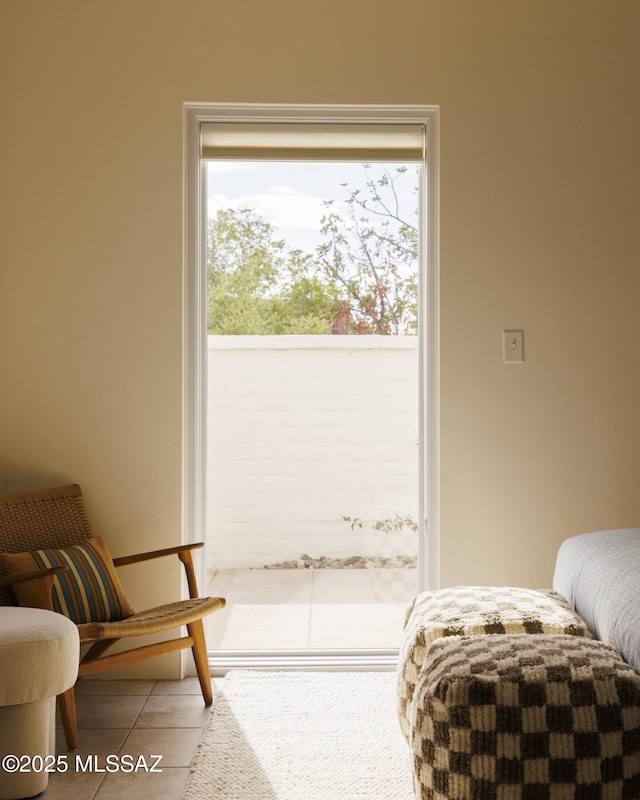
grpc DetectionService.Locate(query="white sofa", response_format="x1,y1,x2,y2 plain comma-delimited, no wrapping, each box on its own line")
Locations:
553,527,640,673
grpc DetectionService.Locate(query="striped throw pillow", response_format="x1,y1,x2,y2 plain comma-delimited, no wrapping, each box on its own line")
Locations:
0,536,134,624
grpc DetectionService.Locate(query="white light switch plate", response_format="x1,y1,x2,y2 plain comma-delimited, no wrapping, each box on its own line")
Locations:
503,330,524,363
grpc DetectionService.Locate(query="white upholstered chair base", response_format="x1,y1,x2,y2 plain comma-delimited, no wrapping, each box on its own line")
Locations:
0,607,79,800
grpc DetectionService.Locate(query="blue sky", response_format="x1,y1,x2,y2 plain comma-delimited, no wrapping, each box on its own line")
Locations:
206,161,419,253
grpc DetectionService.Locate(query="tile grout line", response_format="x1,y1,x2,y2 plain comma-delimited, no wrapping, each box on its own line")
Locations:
118,680,158,749
83,681,156,800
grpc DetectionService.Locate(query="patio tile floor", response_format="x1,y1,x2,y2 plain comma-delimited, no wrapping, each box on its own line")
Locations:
205,567,418,650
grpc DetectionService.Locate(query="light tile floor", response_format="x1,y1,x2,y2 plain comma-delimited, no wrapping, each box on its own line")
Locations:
46,678,220,800
205,567,418,650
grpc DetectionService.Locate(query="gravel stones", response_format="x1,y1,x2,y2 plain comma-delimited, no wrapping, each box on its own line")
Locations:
261,554,417,570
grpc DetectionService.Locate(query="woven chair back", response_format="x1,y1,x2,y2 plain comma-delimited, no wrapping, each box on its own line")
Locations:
0,484,93,605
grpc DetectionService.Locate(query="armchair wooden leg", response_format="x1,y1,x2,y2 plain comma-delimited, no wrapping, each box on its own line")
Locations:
57,687,78,751
187,618,213,706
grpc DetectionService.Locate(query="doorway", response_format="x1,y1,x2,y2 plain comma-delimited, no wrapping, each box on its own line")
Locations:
183,106,439,668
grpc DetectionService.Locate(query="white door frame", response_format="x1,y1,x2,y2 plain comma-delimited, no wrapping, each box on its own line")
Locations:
182,103,440,664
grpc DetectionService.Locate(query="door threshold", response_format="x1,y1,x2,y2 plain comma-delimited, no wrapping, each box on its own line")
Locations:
207,648,399,675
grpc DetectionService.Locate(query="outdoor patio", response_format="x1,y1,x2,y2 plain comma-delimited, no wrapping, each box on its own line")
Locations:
205,567,418,651
205,335,420,654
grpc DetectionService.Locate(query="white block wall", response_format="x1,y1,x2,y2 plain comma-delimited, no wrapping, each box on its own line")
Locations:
206,335,419,569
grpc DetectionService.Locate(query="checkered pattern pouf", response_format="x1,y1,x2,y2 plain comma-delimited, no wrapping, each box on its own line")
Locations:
398,587,593,742
411,633,640,800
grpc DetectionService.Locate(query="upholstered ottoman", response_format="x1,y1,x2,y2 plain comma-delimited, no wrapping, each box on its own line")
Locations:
411,634,640,800
0,607,79,800
398,587,592,742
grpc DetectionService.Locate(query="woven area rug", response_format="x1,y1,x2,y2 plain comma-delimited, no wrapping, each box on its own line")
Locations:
181,670,414,800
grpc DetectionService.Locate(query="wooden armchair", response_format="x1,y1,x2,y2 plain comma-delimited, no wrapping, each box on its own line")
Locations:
0,483,225,750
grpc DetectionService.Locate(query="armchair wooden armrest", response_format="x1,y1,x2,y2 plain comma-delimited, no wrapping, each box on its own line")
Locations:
0,565,68,610
112,542,204,567
0,565,68,590
112,542,205,599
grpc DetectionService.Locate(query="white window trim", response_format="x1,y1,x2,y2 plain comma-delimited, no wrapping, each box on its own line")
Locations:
182,103,440,668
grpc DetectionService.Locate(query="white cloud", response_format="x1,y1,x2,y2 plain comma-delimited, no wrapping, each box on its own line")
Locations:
208,191,332,229
207,186,351,251
267,185,302,196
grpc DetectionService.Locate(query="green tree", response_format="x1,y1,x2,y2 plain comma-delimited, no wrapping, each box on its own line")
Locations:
207,165,419,335
317,165,418,335
207,208,336,335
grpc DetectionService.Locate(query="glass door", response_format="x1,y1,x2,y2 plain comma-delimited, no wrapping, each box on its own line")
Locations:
203,159,421,659
183,105,440,670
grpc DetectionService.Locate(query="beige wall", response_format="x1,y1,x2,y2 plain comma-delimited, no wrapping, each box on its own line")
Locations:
2,1,640,676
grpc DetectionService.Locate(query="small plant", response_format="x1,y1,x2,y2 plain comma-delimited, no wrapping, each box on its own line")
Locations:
342,513,418,534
